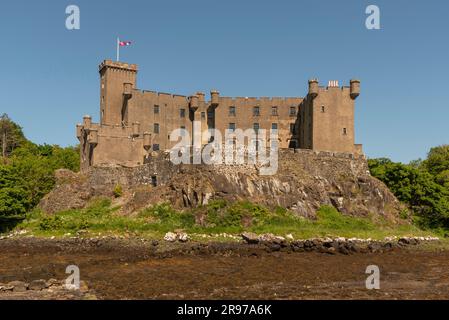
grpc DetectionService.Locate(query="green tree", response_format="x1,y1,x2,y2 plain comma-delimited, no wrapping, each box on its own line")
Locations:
0,117,80,222
0,114,26,160
369,157,449,229
424,145,449,177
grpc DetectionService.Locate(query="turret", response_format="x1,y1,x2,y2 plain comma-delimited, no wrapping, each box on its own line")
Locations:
143,132,152,151
87,129,98,145
99,60,138,126
83,115,92,130
132,122,140,137
350,79,360,99
123,82,133,98
211,90,220,106
189,95,199,111
76,124,83,140
308,79,319,99
196,92,205,104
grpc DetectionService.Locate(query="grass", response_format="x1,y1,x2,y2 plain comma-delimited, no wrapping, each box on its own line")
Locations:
10,198,439,241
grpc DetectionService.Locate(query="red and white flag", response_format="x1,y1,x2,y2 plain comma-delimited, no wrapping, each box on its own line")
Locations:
117,38,132,61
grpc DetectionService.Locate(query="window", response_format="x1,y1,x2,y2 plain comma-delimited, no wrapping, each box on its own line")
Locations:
180,108,186,118
229,106,236,116
229,123,236,131
201,112,206,120
290,123,295,134
153,144,160,151
289,106,297,116
271,123,278,131
151,176,158,187
208,111,214,119
253,123,260,133
154,123,160,134
154,105,160,114
321,105,325,113
272,106,278,116
253,106,260,116
343,128,347,135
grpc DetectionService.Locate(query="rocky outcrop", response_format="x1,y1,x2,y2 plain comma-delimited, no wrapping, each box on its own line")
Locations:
39,150,405,222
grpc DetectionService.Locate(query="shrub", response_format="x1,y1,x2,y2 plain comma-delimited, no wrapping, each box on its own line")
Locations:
39,215,63,231
113,184,123,198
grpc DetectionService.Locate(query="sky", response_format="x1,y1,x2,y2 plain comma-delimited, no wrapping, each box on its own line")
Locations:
0,0,448,163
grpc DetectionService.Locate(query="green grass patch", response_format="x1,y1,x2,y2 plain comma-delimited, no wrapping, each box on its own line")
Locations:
12,199,437,240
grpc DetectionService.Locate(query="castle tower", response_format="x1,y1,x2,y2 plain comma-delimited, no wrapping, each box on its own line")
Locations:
300,79,361,154
99,60,138,126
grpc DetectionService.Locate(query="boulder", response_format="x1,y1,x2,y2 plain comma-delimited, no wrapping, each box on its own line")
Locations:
8,281,28,292
178,232,189,243
29,279,48,291
241,232,259,244
164,232,177,242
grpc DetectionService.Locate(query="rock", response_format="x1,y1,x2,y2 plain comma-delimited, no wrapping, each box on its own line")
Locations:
398,237,410,246
326,247,336,254
241,232,259,244
8,281,28,292
382,242,392,250
291,240,304,252
46,279,60,287
0,285,14,291
286,234,294,241
39,150,406,224
164,232,177,242
304,240,314,248
259,234,285,245
79,281,89,293
151,240,159,246
368,242,382,252
267,244,281,252
29,279,48,291
177,232,189,243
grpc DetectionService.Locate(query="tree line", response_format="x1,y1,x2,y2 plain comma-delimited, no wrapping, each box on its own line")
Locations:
0,114,79,223
368,145,449,231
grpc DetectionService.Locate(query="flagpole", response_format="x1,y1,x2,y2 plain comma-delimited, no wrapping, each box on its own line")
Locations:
116,37,120,61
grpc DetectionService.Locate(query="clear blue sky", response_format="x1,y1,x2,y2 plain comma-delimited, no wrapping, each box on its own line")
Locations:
0,0,448,163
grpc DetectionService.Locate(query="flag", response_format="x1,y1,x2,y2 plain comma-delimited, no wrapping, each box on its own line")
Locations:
119,41,132,47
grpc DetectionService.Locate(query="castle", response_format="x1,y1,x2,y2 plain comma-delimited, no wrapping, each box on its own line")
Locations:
77,60,362,171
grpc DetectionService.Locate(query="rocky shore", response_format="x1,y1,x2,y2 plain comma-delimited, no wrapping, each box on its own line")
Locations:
0,278,94,300
240,232,440,255
0,231,441,259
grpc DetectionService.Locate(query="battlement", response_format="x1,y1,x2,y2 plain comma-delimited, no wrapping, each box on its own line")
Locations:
99,60,138,72
219,96,303,105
